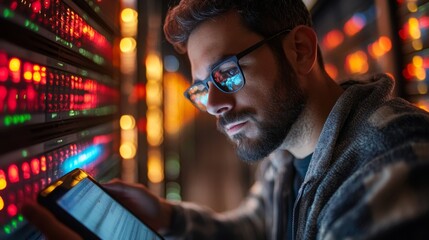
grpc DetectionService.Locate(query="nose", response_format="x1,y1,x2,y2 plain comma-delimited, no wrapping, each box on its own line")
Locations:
205,82,234,116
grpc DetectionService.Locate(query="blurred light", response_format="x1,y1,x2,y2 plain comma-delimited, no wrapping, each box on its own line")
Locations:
166,182,181,201
164,73,195,135
0,196,4,211
424,57,429,69
323,29,344,50
165,157,180,179
31,0,42,13
146,108,163,146
120,115,136,130
415,67,426,81
345,50,368,74
121,8,138,23
129,83,146,103
9,58,21,72
30,158,40,175
120,37,136,53
412,39,423,51
0,170,7,190
146,53,163,80
8,165,19,183
137,117,147,133
413,56,424,68
420,16,429,29
7,204,17,217
344,13,366,36
22,162,31,179
119,142,136,159
148,149,164,183
146,80,163,107
408,18,421,39
164,55,180,72
417,83,428,94
40,156,47,172
407,2,418,12
368,36,392,58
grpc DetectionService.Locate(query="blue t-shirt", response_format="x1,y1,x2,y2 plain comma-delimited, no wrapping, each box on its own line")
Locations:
287,153,312,239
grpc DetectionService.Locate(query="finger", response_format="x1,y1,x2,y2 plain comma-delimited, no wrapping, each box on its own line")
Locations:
102,180,127,194
21,200,82,240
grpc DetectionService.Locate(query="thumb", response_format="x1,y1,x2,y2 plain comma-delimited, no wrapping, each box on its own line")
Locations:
21,200,82,240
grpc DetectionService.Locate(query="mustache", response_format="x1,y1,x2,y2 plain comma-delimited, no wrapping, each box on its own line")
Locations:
217,111,256,131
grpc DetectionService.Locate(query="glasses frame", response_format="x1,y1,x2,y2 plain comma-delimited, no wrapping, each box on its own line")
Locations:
184,28,291,110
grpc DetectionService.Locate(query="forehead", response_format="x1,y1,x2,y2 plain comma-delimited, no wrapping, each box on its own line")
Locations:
186,12,260,80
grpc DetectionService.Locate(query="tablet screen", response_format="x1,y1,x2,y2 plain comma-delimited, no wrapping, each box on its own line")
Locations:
57,178,162,240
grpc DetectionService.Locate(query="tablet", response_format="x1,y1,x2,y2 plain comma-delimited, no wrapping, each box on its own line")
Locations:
37,168,164,240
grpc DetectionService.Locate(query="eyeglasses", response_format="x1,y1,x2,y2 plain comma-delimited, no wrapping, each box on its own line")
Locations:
184,28,291,111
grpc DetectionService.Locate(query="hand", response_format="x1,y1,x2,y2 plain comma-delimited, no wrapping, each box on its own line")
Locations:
102,179,173,231
21,200,83,240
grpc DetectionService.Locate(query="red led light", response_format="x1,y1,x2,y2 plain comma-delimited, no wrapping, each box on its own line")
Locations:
43,0,50,9
0,67,7,82
0,52,7,82
31,158,40,175
8,204,18,217
32,0,42,13
7,88,17,113
22,162,31,180
33,182,40,195
0,86,6,111
8,165,20,183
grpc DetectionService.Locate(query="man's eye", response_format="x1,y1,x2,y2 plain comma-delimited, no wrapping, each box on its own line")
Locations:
215,67,240,82
219,67,239,79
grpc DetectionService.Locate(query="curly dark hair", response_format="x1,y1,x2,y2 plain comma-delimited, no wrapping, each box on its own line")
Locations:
163,0,313,53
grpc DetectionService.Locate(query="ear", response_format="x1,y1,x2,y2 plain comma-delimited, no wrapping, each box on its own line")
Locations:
285,25,318,75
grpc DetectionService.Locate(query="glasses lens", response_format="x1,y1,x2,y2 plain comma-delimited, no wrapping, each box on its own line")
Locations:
212,59,244,92
186,82,209,111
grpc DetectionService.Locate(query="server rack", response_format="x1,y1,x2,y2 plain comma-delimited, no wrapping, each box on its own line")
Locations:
0,0,121,239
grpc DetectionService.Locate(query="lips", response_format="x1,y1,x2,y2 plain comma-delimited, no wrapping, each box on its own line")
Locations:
225,120,247,136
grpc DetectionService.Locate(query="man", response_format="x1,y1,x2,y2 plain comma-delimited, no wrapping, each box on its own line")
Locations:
23,0,429,239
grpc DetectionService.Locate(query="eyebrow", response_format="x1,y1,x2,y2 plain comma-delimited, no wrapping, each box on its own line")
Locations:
192,53,236,83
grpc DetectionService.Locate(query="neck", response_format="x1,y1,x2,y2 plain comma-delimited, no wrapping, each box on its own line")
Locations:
281,72,343,159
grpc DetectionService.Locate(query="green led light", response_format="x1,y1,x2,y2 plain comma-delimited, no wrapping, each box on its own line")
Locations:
55,36,73,48
4,115,12,126
79,48,93,59
93,55,104,65
4,226,11,234
22,150,28,158
2,8,14,18
18,214,24,222
3,114,32,126
24,20,39,32
51,113,58,119
11,220,17,228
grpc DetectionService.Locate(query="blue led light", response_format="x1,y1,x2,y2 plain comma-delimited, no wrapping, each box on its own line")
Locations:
62,144,103,173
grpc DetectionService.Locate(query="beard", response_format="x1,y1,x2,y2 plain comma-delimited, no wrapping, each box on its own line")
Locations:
217,60,306,163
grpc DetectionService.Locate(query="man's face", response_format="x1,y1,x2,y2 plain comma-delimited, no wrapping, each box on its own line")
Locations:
187,12,306,162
